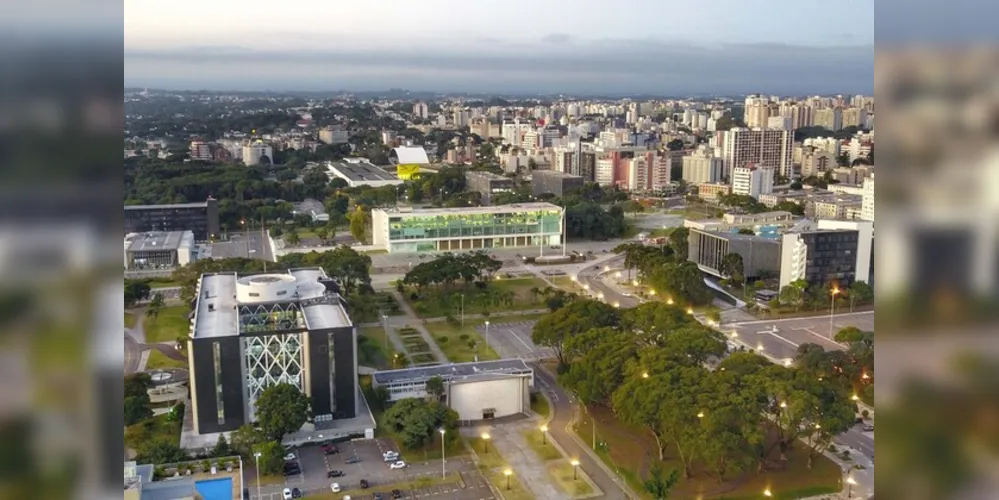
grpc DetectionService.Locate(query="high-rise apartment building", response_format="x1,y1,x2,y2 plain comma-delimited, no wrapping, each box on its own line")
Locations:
242,142,274,166
413,102,429,119
318,127,349,145
682,147,724,184
814,107,844,131
721,128,793,178
861,174,875,221
190,140,212,161
841,107,868,129
732,164,775,199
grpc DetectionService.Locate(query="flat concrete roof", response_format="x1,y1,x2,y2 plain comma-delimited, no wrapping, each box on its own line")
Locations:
125,231,193,252
372,358,532,385
373,202,561,218
125,201,209,210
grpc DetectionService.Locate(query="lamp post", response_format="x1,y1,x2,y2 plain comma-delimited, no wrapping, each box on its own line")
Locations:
253,452,262,500
481,432,491,453
381,314,389,353
461,294,465,327
504,468,512,490
763,487,772,497
540,424,548,445
571,459,580,480
484,320,490,351
439,428,446,478
830,287,840,336
846,476,857,498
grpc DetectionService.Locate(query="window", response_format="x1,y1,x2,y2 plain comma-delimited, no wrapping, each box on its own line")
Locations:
276,290,287,296
249,292,260,297
213,342,225,425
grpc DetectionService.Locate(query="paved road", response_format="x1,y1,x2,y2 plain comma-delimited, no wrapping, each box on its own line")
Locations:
575,256,642,309
725,312,876,362
533,363,632,499
212,230,274,261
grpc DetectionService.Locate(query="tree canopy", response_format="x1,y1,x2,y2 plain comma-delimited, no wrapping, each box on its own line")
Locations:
255,383,311,441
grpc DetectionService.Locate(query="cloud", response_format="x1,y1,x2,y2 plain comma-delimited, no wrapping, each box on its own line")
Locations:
540,33,573,44
124,38,873,95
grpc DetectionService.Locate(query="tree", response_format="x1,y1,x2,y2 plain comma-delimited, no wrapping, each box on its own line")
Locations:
668,228,690,260
284,229,300,246
848,280,874,310
269,225,284,238
255,383,311,441
648,261,713,306
138,441,189,464
211,435,232,458
720,253,745,285
624,302,693,346
425,375,446,401
737,228,755,235
666,139,685,151
252,440,285,475
124,279,151,307
663,325,728,366
779,285,803,311
643,467,679,500
229,424,263,458
314,226,329,244
383,398,459,450
560,328,638,405
124,395,153,426
774,200,805,216
532,299,620,368
349,206,370,242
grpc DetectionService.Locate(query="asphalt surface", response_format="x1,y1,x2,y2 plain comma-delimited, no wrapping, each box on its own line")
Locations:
212,230,274,261
533,363,631,500
475,320,551,361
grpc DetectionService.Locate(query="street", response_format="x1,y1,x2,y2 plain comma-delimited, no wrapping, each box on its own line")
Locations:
212,231,274,261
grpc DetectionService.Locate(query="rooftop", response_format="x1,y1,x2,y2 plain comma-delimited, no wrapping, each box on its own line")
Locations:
532,170,583,179
125,201,210,210
327,160,400,182
373,202,562,217
372,358,532,386
125,231,194,252
465,170,512,181
391,146,430,165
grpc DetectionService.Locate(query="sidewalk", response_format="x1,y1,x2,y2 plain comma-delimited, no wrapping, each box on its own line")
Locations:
386,290,447,364
466,421,565,500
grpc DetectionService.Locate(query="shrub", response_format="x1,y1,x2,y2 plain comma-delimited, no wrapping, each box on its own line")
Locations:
467,340,476,349
437,336,449,344
861,410,870,419
459,334,470,341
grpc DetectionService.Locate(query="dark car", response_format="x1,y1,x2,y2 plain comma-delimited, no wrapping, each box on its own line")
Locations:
373,494,383,500
360,479,369,489
291,487,302,498
243,488,250,500
282,468,301,476
345,455,361,464
327,470,344,478
321,443,339,454
391,489,402,499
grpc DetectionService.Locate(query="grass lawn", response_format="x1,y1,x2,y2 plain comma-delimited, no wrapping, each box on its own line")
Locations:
486,467,532,500
405,278,549,318
530,393,550,418
522,429,561,461
125,312,138,329
667,207,720,220
547,461,595,497
467,437,507,469
144,306,190,343
424,320,499,363
358,326,400,370
145,349,187,370
125,413,182,452
312,473,463,499
574,405,842,500
147,277,181,288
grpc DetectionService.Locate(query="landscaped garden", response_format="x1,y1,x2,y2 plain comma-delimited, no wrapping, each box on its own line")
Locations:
144,306,190,344
424,320,500,363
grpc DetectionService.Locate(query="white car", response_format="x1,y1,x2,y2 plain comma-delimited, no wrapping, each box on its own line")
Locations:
330,483,341,493
382,451,400,462
282,488,293,500
389,461,407,469
284,452,296,461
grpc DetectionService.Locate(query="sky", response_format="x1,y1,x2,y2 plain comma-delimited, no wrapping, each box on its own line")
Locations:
124,0,874,95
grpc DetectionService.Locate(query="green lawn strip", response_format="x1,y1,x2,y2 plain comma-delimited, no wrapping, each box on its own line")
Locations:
409,353,437,364
144,306,190,343
574,405,841,500
358,326,399,369
521,429,561,461
424,321,500,363
145,349,187,370
485,466,533,500
530,394,551,419
148,277,182,288
546,461,595,497
467,437,506,469
125,312,138,329
313,473,464,500
404,278,548,318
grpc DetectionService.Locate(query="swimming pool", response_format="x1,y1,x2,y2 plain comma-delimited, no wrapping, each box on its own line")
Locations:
195,477,233,500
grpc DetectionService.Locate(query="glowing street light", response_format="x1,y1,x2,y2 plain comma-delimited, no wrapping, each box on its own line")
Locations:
779,401,787,408
667,297,674,305
613,301,620,308
540,425,548,445
642,372,649,379
649,289,657,296
764,487,773,497
697,411,705,419
481,432,491,453
686,307,694,315
597,292,605,300
570,459,580,480
503,469,513,490
851,394,860,401
583,284,590,291
632,280,639,286
846,476,857,497
615,271,622,278
783,358,793,367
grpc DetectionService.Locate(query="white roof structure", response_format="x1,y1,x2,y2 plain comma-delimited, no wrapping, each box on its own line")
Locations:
392,146,430,165
374,202,562,218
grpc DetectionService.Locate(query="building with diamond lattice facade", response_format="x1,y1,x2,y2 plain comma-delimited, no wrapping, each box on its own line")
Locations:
186,268,360,438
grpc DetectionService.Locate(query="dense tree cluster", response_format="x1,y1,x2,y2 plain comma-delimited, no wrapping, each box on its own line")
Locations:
402,252,503,292
614,240,713,306
255,383,311,441
382,398,459,450
776,279,873,313
544,300,856,480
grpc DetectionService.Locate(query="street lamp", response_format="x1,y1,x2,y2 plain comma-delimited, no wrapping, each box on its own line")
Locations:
540,425,548,445
484,321,490,350
851,394,860,402
697,411,704,419
613,301,620,308
583,284,590,291
439,428,446,478
571,459,580,480
666,297,674,305
846,476,857,498
642,371,649,379
686,307,694,315
481,432,491,453
763,487,773,497
504,468,513,490
649,289,656,296
829,287,840,336
253,452,262,500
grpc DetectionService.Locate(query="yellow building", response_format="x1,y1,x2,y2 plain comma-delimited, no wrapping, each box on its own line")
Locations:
391,146,431,180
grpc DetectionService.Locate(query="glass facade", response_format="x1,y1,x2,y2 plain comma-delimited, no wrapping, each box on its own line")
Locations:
387,209,563,253
244,333,304,419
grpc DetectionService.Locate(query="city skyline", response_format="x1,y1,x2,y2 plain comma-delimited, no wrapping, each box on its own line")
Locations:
124,0,873,95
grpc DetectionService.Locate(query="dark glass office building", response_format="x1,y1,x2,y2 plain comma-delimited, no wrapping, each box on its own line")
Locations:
124,198,220,241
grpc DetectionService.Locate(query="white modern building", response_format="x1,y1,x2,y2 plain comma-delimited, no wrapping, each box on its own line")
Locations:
732,164,775,199
242,142,273,166
372,359,534,422
326,158,403,188
370,203,564,253
124,231,197,271
318,127,349,145
779,219,874,288
861,174,875,221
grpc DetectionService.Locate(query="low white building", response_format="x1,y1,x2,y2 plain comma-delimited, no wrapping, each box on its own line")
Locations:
124,231,197,271
326,158,403,188
732,164,775,199
372,359,534,421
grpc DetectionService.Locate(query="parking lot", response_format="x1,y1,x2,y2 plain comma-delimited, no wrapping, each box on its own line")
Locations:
727,311,875,361
476,320,551,361
250,439,493,500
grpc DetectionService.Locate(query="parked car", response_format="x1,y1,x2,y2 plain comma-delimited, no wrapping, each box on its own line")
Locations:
283,468,301,477
291,488,301,498
360,479,370,489
863,424,874,432
283,453,297,461
282,488,293,500
382,451,400,462
322,443,339,454
330,483,341,493
391,489,402,499
345,455,361,464
389,461,407,470
373,494,383,500
327,470,344,478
